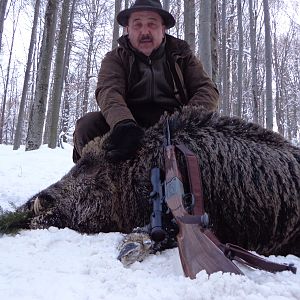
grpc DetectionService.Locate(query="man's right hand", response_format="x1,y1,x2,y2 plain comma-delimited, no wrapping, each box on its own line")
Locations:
104,120,144,162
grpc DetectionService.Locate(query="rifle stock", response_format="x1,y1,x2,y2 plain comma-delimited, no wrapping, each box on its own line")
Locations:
164,144,243,278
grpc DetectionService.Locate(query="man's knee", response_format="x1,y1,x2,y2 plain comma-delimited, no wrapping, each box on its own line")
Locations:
75,111,106,131
73,112,110,163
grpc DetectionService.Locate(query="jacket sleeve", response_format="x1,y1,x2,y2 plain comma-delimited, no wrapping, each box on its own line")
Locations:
95,50,135,129
182,54,219,112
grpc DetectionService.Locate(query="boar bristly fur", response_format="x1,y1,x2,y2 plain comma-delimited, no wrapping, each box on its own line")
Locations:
3,107,300,257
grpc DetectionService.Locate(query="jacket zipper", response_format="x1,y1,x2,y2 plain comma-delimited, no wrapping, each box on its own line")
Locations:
148,57,154,102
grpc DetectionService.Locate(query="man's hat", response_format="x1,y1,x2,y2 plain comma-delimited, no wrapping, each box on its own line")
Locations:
117,0,176,29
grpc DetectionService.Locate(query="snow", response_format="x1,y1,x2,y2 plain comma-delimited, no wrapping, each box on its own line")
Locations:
0,144,299,300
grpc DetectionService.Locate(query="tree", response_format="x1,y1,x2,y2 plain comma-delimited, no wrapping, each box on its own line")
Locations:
80,0,106,116
0,0,9,53
48,0,72,149
236,0,243,117
25,0,59,151
273,24,296,137
0,1,21,144
163,0,170,11
59,0,77,144
13,0,41,150
220,0,229,115
198,0,212,77
184,0,195,53
210,0,218,83
263,0,273,130
249,0,259,123
112,0,122,49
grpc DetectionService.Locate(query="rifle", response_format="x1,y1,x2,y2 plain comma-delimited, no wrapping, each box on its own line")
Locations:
149,117,296,278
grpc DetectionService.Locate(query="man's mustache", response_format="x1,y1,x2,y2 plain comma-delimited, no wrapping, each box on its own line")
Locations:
139,35,153,42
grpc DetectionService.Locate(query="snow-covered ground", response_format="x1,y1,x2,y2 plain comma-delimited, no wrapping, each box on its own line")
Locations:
0,144,299,300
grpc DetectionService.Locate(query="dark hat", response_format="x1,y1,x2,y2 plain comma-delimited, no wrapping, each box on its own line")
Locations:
117,0,175,29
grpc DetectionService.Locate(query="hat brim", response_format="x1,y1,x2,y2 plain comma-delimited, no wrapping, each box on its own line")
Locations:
117,7,175,29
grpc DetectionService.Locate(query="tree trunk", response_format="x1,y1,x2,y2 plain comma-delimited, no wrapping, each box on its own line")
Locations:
162,0,170,11
227,0,235,116
236,0,243,117
198,0,212,77
210,0,218,83
263,0,273,130
290,105,298,142
25,0,59,151
48,0,71,149
221,0,229,115
249,0,258,123
60,0,76,144
13,0,41,150
112,0,122,49
0,4,20,144
121,0,129,35
43,78,54,144
0,0,8,52
273,25,283,135
82,36,93,115
184,0,195,53
82,0,103,115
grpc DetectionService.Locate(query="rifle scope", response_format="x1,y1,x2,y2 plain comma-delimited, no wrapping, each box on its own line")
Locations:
150,167,167,242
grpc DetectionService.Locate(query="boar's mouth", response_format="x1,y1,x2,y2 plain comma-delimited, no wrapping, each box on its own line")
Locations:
32,193,56,215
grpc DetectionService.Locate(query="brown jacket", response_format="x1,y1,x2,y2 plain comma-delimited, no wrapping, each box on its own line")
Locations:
95,34,219,129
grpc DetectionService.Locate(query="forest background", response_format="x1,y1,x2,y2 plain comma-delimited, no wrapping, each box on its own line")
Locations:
0,0,299,151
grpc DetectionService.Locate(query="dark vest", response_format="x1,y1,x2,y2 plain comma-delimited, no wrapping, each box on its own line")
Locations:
126,39,182,127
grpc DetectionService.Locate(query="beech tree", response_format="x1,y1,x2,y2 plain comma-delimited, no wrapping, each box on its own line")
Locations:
198,0,212,77
263,0,273,130
112,0,122,49
48,0,72,149
220,0,229,115
163,0,170,11
210,0,218,82
0,1,21,144
184,0,195,53
249,0,259,123
13,0,41,150
59,0,77,144
236,0,243,117
79,0,108,115
25,0,59,151
0,0,9,53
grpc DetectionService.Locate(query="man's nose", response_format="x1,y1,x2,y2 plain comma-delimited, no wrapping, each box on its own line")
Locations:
140,25,150,34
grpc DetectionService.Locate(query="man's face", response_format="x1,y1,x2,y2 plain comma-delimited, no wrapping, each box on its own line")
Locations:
127,11,166,56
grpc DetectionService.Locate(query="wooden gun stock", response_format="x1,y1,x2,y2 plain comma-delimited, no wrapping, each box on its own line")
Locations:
164,144,243,278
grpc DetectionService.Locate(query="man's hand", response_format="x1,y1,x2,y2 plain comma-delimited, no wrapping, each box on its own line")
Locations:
104,120,144,162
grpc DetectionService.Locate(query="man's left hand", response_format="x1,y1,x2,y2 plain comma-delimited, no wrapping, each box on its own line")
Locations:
104,120,144,162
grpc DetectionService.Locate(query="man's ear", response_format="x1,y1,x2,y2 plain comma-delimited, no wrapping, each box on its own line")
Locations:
125,26,129,34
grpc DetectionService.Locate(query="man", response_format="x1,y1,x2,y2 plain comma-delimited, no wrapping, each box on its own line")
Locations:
73,0,219,163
